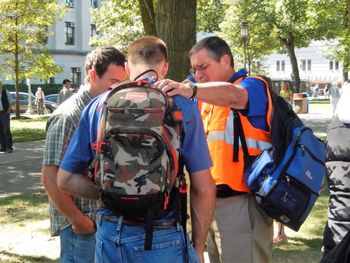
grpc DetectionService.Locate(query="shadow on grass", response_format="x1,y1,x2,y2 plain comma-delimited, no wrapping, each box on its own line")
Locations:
273,237,323,263
0,192,47,207
12,128,46,143
0,192,49,222
0,250,58,263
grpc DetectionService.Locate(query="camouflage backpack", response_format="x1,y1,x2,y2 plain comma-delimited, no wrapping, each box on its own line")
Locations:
91,78,187,249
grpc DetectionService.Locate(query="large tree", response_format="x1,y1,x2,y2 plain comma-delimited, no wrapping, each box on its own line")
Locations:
0,0,65,118
326,0,350,81
220,0,278,74
221,0,344,90
91,0,196,81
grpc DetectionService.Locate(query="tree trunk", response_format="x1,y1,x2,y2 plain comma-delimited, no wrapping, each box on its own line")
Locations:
347,0,350,33
343,60,349,81
155,0,196,81
14,16,20,118
138,0,157,36
282,36,301,93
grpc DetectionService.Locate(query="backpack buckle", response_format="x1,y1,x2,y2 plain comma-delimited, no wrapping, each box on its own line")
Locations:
178,178,188,194
92,141,108,154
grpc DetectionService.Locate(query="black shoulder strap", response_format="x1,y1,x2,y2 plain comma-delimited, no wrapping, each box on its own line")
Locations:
232,110,249,162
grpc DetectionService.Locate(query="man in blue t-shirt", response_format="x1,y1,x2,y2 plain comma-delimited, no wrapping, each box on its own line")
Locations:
58,36,215,263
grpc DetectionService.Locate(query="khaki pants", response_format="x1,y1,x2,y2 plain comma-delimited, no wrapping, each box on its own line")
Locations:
207,194,273,263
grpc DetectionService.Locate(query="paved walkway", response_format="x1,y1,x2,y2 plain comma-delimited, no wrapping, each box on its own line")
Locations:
0,140,45,198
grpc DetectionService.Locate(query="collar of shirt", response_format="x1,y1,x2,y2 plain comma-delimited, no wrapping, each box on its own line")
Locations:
227,68,248,83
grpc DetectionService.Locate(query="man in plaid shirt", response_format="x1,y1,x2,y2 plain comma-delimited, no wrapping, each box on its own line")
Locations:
41,46,126,263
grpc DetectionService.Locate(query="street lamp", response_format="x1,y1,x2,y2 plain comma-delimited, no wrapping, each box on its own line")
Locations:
240,20,249,70
25,78,34,114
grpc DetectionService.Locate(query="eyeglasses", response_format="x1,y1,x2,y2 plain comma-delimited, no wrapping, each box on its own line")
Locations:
190,63,209,75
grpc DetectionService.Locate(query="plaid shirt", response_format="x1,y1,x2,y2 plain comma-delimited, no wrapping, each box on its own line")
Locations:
43,89,99,236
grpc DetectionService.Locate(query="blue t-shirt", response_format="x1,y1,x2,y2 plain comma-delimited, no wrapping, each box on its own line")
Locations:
228,69,269,131
60,89,212,175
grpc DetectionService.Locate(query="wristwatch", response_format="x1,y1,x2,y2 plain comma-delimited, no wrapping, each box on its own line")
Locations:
188,82,198,98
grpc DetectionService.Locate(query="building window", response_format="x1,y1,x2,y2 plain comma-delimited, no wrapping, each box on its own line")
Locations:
65,0,75,8
307,59,311,71
65,22,75,45
71,67,81,86
90,24,97,38
335,61,339,70
90,0,98,8
276,60,285,71
49,77,55,85
300,59,306,71
253,61,261,70
330,61,339,70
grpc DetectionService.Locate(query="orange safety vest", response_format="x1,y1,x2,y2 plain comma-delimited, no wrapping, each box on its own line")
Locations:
202,76,273,192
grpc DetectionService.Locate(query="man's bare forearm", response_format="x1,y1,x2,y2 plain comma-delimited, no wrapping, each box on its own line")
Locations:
41,165,95,232
57,168,99,200
190,169,216,261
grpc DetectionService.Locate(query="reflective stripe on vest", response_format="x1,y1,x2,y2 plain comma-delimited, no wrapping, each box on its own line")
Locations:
202,76,273,192
207,131,272,150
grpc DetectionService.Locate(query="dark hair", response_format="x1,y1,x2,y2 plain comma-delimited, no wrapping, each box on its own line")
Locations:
127,36,168,66
189,36,234,67
84,46,126,82
63,79,71,84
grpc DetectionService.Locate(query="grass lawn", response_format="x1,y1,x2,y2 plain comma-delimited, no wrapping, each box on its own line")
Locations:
10,116,48,143
0,192,59,262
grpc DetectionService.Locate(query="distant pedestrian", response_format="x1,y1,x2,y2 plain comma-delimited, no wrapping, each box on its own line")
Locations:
57,79,73,105
312,84,320,98
327,82,341,117
279,81,293,105
0,80,14,153
35,87,45,115
273,221,287,244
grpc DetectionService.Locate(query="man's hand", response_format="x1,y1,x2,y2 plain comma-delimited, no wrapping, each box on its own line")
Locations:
154,79,194,98
72,215,95,234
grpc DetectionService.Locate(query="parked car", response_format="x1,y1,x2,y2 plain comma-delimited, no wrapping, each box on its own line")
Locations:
45,94,58,104
9,92,58,114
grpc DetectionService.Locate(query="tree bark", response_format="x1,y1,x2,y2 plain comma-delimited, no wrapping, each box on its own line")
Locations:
138,0,157,36
155,0,196,81
281,34,301,93
347,0,350,33
343,60,349,81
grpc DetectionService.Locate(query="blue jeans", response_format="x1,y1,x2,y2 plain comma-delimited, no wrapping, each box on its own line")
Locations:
59,224,96,263
95,211,200,263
